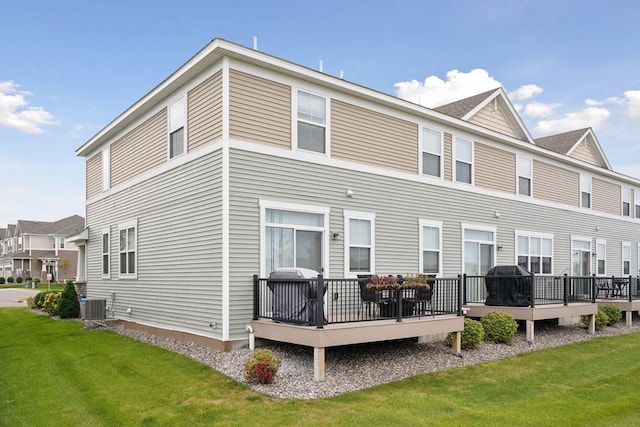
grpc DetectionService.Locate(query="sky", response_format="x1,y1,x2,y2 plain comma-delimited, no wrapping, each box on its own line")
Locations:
2,0,640,228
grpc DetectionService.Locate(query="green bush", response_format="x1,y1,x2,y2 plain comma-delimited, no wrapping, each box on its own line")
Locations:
26,296,36,309
0,277,4,284
447,318,484,350
244,349,281,384
42,292,61,315
583,309,609,331
34,278,41,284
482,311,519,344
600,304,622,326
58,282,80,319
7,277,13,283
34,291,51,308
16,277,23,283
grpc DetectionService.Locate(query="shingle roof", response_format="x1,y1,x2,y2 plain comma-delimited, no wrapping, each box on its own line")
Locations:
15,215,85,237
534,128,590,154
433,88,500,119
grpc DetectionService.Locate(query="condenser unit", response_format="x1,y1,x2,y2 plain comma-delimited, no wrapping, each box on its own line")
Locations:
81,299,106,320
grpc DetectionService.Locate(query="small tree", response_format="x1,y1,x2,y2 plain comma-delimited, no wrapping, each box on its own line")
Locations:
58,282,80,319
58,259,71,280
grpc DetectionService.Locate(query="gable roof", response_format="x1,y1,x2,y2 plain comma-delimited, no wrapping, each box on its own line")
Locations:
434,88,534,144
14,215,85,237
535,128,611,170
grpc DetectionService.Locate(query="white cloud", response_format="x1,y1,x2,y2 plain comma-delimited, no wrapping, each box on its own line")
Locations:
508,84,543,101
534,107,610,135
624,90,640,119
394,69,501,108
0,81,58,134
523,101,561,118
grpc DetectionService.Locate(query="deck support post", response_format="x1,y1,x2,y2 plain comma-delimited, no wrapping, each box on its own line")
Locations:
626,311,633,327
451,330,462,355
526,320,535,343
314,347,325,382
588,313,596,335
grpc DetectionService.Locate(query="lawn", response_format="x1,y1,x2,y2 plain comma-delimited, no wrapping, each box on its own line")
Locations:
2,308,640,426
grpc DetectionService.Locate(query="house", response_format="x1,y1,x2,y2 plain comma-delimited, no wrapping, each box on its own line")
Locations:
0,215,85,283
75,38,640,353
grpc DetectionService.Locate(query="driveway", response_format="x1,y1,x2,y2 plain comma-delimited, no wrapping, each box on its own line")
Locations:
0,288,40,307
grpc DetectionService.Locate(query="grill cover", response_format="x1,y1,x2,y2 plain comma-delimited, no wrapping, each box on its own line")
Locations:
485,265,532,307
268,268,320,324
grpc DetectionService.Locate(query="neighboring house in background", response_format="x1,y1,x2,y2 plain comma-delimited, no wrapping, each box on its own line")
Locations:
75,38,640,350
0,215,85,282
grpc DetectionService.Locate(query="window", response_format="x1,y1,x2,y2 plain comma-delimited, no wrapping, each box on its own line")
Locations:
571,236,592,276
622,242,631,275
261,201,329,276
296,90,327,154
420,220,442,276
118,220,137,277
17,236,23,251
580,174,591,208
59,237,65,249
345,211,375,276
462,224,495,275
622,187,631,217
168,96,186,159
421,127,442,177
635,189,640,218
454,137,473,184
102,228,110,278
596,239,606,275
516,232,553,274
517,156,532,196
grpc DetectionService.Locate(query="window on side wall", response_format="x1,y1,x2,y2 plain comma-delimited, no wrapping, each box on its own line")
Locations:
454,137,473,184
102,228,110,278
580,174,591,208
421,127,442,178
596,239,606,275
635,190,640,218
622,242,631,275
344,211,375,276
168,96,186,159
296,90,327,154
622,187,631,217
516,232,553,274
118,220,137,278
517,156,532,196
420,220,442,276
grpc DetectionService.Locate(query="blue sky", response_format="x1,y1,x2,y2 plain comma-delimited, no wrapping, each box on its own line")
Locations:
2,0,640,227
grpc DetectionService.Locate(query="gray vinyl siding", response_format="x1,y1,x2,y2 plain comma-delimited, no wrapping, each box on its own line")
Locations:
86,151,102,199
331,99,419,174
110,109,167,187
533,159,580,206
475,142,516,194
229,69,291,148
86,151,223,339
593,177,620,215
188,70,223,152
469,103,518,139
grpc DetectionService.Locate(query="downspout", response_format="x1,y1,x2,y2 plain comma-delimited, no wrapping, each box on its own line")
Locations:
245,325,255,350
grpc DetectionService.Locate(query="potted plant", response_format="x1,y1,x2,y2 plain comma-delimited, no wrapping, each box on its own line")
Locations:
399,273,431,290
366,275,399,291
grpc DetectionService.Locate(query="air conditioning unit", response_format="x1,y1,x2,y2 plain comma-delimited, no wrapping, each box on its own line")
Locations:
81,299,106,320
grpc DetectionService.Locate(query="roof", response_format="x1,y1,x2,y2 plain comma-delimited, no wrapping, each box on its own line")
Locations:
14,215,85,237
535,128,611,170
433,89,500,119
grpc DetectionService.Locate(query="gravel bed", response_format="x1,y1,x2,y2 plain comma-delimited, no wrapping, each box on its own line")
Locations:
106,319,640,400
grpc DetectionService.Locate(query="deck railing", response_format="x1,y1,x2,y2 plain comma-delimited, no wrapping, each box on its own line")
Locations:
252,274,463,327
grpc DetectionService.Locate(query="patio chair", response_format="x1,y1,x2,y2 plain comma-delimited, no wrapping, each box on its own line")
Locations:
413,286,434,318
358,275,381,318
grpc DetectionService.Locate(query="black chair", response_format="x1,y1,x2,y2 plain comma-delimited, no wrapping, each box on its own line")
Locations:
357,275,380,318
413,284,434,318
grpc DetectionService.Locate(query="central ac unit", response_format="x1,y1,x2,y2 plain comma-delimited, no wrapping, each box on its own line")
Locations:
81,299,106,320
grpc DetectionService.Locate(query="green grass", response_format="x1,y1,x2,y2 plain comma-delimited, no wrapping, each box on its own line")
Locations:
2,308,640,426
1,283,65,291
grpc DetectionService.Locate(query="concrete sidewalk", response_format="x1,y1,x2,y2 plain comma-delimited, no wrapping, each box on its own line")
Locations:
0,288,40,307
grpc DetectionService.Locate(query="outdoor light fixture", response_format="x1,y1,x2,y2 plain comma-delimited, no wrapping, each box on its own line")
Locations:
346,189,354,198
494,211,500,218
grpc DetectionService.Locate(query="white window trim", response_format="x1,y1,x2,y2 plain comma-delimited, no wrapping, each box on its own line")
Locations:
419,126,443,179
461,223,497,273
622,241,631,276
622,186,631,217
419,219,443,277
259,200,330,278
118,219,138,279
580,174,592,209
637,243,640,276
292,88,330,156
344,210,376,278
101,227,110,279
570,235,592,276
102,146,110,192
516,155,533,197
168,95,187,160
514,230,554,275
453,136,473,184
595,238,606,276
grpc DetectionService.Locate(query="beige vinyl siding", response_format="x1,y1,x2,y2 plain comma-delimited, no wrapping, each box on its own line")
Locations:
332,100,418,173
469,103,518,138
110,109,167,187
188,70,223,151
592,177,621,215
532,160,580,206
443,133,453,181
85,151,223,340
474,142,516,193
86,151,102,199
229,69,291,148
570,143,599,167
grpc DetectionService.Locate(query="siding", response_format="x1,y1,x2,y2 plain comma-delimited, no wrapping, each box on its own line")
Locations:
188,70,223,151
443,133,453,181
593,177,621,215
86,151,102,199
229,69,291,148
474,142,516,193
532,159,580,206
85,151,223,340
332,100,419,173
110,109,167,187
469,102,518,138
570,142,599,167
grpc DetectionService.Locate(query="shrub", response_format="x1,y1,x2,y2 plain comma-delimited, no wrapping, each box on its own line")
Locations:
34,291,50,308
583,309,609,331
482,311,519,344
0,277,4,284
16,277,23,283
7,277,13,283
447,317,484,350
34,278,41,284
25,276,32,282
600,304,622,326
244,349,282,384
57,282,80,319
42,292,61,315
26,296,36,309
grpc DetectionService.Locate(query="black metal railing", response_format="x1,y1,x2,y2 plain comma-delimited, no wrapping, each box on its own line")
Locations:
252,274,463,327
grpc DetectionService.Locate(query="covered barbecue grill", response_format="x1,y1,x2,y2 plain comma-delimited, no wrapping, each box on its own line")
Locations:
268,268,323,324
485,265,532,307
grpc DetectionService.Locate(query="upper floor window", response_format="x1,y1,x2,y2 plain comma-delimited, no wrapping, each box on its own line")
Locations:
102,228,110,278
517,156,532,196
17,236,23,251
454,137,473,184
622,241,631,275
118,220,137,278
622,187,631,217
516,232,553,274
421,127,442,178
420,219,442,276
344,211,375,276
580,174,591,209
635,189,640,218
169,96,186,159
596,239,606,275
296,90,327,154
